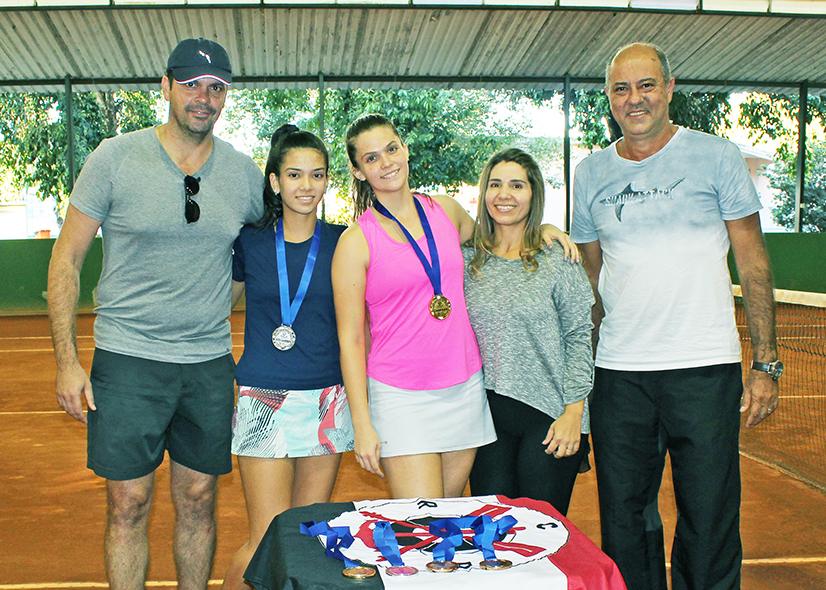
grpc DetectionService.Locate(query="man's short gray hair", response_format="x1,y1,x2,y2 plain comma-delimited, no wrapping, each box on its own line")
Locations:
605,42,672,87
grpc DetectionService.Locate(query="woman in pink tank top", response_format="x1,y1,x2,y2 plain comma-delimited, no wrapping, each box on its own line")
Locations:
332,114,574,500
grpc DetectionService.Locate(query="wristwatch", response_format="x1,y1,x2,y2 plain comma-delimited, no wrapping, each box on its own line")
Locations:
751,360,784,380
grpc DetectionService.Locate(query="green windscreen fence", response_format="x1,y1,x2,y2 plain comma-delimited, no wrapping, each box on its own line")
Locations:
0,238,101,314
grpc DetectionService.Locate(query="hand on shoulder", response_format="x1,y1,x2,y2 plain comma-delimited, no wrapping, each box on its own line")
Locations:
539,224,580,263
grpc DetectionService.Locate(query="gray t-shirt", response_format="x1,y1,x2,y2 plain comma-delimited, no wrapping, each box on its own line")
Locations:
69,127,264,363
463,244,595,433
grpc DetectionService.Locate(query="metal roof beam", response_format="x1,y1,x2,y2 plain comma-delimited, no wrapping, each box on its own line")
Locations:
2,73,825,92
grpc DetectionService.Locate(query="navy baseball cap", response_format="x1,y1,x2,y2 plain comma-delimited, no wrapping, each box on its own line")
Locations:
167,38,232,85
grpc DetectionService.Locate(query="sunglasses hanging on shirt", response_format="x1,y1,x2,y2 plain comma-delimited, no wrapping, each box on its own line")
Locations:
184,175,201,223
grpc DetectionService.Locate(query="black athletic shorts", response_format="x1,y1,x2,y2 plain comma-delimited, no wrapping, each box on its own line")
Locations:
87,348,236,481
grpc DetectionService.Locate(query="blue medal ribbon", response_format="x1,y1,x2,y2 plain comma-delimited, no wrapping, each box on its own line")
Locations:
275,218,322,329
373,197,443,298
300,520,360,568
372,521,405,567
470,515,518,560
428,517,473,562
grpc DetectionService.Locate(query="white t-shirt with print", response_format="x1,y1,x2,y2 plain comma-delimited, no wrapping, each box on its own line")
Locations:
571,127,761,371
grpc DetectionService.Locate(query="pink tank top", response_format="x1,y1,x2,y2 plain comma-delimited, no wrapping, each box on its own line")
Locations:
358,196,482,390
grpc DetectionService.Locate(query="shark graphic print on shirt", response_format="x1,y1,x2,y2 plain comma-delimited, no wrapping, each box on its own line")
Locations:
599,178,685,221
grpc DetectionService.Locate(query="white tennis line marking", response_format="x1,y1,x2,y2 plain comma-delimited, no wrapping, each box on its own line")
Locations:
2,397,824,417
0,348,67,353
0,333,246,341
0,348,91,353
0,336,93,341
4,559,826,589
0,411,67,415
7,395,824,416
742,556,826,564
0,345,245,353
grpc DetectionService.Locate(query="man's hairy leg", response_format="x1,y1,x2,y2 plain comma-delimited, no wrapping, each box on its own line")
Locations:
105,474,155,590
171,461,219,590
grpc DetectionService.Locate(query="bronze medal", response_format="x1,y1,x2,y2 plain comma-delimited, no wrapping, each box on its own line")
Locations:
429,294,451,320
426,560,459,572
342,566,377,579
272,325,296,351
385,565,418,576
479,558,513,570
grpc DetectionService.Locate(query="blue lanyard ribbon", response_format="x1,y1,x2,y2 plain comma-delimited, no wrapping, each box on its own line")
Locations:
470,515,518,560
373,197,443,297
372,521,405,567
300,520,359,568
428,516,474,562
275,218,322,327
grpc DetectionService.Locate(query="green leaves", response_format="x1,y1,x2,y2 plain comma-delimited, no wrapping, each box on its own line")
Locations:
221,88,516,196
669,92,731,136
571,91,614,151
737,93,826,231
567,90,731,150
766,136,826,232
0,90,159,210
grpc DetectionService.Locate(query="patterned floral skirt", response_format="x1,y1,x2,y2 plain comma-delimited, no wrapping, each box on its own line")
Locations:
231,384,354,458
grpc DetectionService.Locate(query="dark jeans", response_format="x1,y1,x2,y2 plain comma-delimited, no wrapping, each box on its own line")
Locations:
469,390,588,516
591,364,743,590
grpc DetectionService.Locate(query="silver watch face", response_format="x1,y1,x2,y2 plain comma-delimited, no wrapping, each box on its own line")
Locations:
753,360,783,380
769,361,784,379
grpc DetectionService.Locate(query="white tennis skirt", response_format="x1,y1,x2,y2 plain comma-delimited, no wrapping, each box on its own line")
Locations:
367,370,496,458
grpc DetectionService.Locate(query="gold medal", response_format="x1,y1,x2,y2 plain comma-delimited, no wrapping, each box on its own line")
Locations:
426,560,459,572
429,294,451,320
342,565,377,579
479,558,513,570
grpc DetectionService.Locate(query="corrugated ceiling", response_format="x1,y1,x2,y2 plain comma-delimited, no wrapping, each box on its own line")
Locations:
1,4,825,95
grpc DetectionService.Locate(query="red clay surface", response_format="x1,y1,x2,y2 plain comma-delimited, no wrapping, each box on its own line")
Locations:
1,312,825,589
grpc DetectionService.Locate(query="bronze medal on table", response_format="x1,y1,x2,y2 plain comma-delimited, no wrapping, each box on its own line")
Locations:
426,560,459,572
342,565,377,579
429,294,451,320
479,558,513,570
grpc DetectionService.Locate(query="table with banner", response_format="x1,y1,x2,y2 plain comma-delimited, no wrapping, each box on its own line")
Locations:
245,495,627,590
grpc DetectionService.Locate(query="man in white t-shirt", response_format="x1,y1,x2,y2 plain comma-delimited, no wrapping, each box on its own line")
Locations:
571,42,780,590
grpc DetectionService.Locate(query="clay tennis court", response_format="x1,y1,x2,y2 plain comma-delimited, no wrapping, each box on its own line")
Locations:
2,311,825,589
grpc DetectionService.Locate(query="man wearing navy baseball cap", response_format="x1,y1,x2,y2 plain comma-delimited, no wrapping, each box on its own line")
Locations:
167,37,233,85
48,38,263,589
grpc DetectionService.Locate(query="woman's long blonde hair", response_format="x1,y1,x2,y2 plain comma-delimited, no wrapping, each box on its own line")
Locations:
467,148,546,278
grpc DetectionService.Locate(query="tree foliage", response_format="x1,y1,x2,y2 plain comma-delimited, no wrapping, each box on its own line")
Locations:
223,88,518,196
517,135,564,189
766,139,826,231
569,91,617,150
569,90,731,150
738,93,826,231
0,90,159,208
737,93,826,159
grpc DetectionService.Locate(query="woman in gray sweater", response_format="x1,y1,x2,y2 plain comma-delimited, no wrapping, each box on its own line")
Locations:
464,148,594,515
